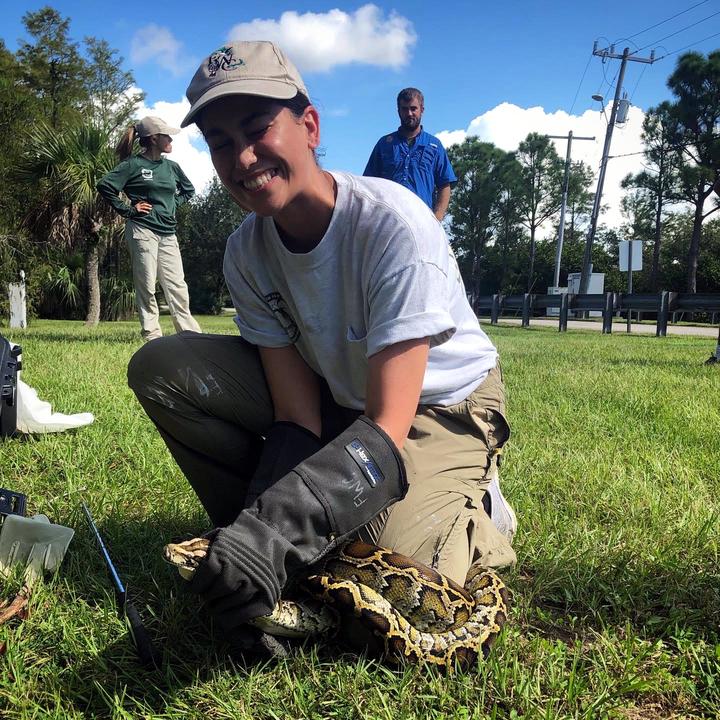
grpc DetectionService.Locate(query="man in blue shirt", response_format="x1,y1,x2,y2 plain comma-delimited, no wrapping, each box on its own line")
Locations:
363,88,457,221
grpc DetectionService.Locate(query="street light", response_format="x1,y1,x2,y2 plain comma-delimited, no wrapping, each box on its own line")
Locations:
592,94,608,123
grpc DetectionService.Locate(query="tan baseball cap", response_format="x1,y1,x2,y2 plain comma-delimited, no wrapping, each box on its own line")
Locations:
135,116,181,137
181,41,308,128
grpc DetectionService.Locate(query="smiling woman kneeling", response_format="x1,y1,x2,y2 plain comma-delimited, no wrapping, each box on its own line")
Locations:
126,41,516,655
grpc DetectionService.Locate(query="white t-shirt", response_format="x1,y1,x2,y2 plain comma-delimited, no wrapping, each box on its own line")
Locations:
223,171,498,410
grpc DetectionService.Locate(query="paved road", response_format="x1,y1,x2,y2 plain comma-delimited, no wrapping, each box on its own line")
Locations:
479,316,719,338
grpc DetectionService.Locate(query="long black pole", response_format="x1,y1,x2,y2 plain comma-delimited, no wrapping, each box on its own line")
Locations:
580,48,630,296
82,502,161,667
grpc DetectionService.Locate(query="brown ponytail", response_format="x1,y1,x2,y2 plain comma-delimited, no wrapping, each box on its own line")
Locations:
115,125,138,160
115,124,156,160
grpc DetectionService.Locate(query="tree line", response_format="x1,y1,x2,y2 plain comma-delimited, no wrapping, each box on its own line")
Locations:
1,7,719,325
0,6,246,325
447,50,720,302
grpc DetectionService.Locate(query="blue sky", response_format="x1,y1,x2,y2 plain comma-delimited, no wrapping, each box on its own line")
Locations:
3,1,720,227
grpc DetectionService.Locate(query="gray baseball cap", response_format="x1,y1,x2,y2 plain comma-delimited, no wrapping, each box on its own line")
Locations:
135,116,181,137
181,41,308,128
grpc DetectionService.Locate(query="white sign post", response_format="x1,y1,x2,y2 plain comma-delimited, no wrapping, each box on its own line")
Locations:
619,241,642,332
9,270,27,330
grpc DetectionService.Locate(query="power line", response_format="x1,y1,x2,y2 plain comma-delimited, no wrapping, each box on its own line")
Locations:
598,62,619,99
593,36,619,98
637,9,720,52
609,138,704,160
608,150,647,159
656,30,720,60
625,0,711,40
569,53,593,115
628,63,648,102
610,38,641,53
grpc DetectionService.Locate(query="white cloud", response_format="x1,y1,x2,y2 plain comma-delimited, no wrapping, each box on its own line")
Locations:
435,129,467,147
226,4,416,73
436,101,648,230
130,25,196,76
326,106,350,118
135,96,215,195
128,95,656,234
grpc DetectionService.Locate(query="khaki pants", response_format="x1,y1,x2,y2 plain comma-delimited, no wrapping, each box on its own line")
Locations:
128,333,515,586
126,223,201,341
360,363,515,582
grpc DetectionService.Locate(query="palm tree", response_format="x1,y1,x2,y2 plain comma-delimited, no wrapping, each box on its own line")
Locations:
19,122,118,325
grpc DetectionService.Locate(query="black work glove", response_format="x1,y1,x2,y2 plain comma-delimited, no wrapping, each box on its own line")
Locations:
191,415,408,628
244,421,323,506
223,623,293,664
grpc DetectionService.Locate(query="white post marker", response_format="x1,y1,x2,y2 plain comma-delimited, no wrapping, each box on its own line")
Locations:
9,270,27,330
619,241,642,333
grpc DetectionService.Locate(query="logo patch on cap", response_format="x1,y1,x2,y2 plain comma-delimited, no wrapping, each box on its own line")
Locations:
345,439,385,488
208,46,245,77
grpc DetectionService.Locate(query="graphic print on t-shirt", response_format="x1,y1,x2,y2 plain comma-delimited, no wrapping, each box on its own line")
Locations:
265,291,300,343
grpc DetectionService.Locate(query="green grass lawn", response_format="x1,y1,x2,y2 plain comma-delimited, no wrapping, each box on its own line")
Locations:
1,318,718,719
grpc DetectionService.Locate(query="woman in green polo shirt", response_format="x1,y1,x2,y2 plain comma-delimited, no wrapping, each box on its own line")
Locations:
97,116,201,341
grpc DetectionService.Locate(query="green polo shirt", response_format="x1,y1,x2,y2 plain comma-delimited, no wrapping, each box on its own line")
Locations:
97,155,195,236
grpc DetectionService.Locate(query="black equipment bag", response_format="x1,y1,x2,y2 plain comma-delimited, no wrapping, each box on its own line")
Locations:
0,335,21,438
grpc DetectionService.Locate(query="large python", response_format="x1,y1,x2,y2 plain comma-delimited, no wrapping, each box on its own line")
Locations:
163,537,509,669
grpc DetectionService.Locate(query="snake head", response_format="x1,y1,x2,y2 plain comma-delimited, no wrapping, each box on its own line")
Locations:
163,537,211,581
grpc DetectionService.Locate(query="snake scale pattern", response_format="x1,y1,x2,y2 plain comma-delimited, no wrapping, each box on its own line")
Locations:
163,537,509,669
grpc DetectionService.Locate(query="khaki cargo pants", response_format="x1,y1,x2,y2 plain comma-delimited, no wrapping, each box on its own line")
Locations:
126,222,202,342
361,362,515,582
128,333,515,587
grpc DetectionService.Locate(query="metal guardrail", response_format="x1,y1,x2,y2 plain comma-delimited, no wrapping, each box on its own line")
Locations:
474,291,720,336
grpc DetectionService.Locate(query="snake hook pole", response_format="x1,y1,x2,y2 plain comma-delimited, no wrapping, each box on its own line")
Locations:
82,502,162,668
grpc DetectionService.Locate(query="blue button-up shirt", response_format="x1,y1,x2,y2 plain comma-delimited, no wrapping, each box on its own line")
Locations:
363,129,457,209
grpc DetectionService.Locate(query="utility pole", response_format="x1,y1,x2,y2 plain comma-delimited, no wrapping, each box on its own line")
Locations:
547,132,595,289
579,44,655,295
